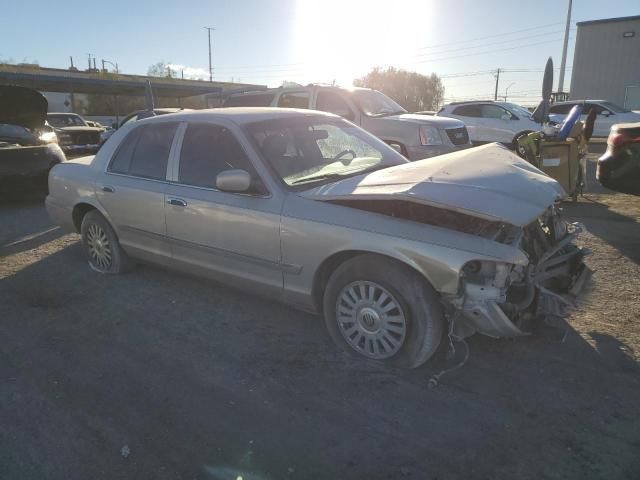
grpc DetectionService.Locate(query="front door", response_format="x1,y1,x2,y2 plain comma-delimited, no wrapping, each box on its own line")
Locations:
478,104,516,144
95,122,179,261
164,121,284,293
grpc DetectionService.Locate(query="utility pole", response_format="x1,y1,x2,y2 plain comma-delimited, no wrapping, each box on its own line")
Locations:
204,26,215,82
494,68,501,101
558,0,573,93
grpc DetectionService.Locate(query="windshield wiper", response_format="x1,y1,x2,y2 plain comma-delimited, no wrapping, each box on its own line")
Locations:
370,110,405,118
290,173,348,185
290,164,389,185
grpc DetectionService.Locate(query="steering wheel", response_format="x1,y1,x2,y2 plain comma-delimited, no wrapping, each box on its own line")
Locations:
332,149,357,164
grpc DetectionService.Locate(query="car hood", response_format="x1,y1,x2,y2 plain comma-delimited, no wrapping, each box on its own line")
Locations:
383,113,465,129
300,143,565,227
52,126,103,133
0,85,47,131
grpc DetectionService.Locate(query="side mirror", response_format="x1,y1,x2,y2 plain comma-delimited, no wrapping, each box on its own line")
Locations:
216,169,252,193
501,113,512,121
601,110,611,117
388,143,403,154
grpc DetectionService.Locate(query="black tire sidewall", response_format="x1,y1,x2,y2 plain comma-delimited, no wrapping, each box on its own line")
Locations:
323,255,444,368
80,210,126,274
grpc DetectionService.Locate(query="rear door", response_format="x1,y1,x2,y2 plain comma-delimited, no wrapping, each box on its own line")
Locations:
447,104,484,143
95,122,178,261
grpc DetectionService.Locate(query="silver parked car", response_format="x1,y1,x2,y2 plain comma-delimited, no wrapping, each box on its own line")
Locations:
46,108,590,367
223,85,472,160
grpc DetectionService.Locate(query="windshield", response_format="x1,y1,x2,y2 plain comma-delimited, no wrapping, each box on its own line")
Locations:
247,116,408,188
600,101,629,113
47,114,87,127
503,102,533,119
350,90,407,117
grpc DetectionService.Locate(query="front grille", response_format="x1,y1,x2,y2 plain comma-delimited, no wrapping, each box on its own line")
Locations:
446,127,469,145
71,132,100,145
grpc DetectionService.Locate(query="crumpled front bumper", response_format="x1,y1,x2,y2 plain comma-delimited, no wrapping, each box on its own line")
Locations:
454,222,591,338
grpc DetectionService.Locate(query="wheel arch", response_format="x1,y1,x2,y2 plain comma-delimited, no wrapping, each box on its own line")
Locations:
311,249,439,313
512,129,534,147
71,199,111,233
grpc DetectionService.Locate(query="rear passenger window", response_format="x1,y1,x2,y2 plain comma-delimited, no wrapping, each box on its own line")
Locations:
452,104,482,117
178,123,258,189
108,123,177,180
278,92,309,109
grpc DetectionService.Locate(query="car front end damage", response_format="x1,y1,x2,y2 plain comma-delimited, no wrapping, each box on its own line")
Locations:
445,207,591,338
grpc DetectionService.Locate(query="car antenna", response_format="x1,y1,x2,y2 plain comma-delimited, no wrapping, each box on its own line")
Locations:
145,80,155,111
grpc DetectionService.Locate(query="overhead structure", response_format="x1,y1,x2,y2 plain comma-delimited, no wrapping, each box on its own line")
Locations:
0,64,262,98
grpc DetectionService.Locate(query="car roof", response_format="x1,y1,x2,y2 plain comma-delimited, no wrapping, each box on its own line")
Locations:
47,112,82,116
227,85,373,97
445,100,495,106
552,100,608,105
141,107,339,125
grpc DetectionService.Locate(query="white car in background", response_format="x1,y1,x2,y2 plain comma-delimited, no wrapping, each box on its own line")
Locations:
548,100,640,138
437,101,541,148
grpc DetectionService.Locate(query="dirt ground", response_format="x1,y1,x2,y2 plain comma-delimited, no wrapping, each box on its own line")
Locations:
1,156,639,480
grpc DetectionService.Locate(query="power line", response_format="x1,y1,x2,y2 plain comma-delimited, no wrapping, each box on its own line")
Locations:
417,21,565,50
414,29,572,58
413,36,573,64
212,23,572,74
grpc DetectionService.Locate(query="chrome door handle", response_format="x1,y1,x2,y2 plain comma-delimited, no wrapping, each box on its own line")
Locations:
167,198,187,207
101,185,115,193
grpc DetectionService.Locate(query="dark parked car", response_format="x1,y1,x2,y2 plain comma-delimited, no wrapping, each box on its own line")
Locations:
46,113,102,156
0,85,66,195
597,122,640,195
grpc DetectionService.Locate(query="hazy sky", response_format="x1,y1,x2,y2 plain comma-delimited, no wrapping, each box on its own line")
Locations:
2,0,638,105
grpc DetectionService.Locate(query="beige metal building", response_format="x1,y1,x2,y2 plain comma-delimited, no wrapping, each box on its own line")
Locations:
570,15,640,109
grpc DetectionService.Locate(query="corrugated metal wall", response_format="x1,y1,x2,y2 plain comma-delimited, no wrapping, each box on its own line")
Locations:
570,18,640,108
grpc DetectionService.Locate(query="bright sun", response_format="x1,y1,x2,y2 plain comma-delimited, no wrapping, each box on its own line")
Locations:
293,0,434,86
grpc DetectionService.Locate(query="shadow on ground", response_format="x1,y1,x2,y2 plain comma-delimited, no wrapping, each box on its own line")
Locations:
1,243,639,480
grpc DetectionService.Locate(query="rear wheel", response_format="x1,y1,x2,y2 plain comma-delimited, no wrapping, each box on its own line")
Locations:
80,210,131,274
323,255,444,368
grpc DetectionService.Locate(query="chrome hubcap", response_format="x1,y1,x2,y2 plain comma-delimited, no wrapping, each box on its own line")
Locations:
336,281,407,359
86,224,112,270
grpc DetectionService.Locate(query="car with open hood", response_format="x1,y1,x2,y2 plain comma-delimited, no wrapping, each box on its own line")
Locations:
223,85,472,160
0,85,66,194
46,112,103,156
46,108,590,367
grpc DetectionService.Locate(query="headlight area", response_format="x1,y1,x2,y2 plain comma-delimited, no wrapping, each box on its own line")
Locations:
38,131,58,144
444,261,530,339
444,214,592,340
419,126,443,146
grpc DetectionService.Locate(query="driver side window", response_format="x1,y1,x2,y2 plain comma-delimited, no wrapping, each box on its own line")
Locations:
178,123,259,190
316,91,355,121
481,105,510,119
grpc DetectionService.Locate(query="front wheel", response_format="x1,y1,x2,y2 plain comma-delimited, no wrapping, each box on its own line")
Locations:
80,210,132,274
323,255,444,368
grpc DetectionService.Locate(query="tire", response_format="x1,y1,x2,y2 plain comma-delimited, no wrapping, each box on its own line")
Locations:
323,254,444,368
80,210,132,274
512,130,533,156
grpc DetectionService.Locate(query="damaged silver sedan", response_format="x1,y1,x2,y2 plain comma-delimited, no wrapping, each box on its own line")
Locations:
46,108,590,368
